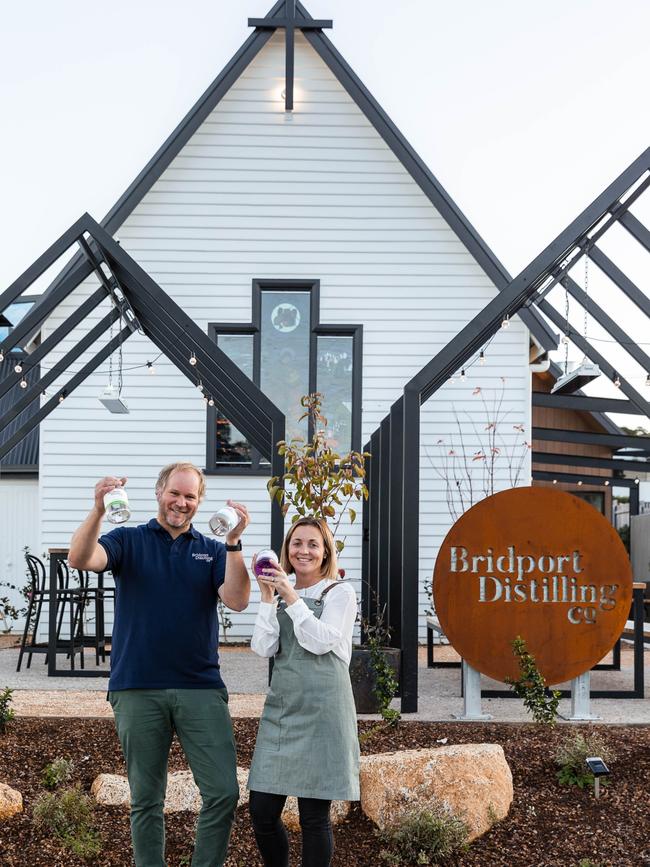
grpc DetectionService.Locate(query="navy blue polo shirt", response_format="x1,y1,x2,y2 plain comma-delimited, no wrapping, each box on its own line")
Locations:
99,518,227,691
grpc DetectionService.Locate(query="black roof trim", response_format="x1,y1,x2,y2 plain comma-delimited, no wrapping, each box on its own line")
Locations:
38,0,556,349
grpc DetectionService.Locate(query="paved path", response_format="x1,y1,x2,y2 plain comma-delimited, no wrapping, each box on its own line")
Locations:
2,644,649,723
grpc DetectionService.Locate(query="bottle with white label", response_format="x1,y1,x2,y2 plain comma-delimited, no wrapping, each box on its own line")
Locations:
209,505,239,537
104,486,130,524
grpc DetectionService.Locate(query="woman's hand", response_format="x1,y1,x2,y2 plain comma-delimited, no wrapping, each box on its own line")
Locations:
251,553,276,604
255,560,299,606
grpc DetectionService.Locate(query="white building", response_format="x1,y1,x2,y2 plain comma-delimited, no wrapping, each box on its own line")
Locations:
1,2,555,639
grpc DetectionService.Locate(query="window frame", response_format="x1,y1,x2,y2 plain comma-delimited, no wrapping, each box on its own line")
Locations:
205,278,362,475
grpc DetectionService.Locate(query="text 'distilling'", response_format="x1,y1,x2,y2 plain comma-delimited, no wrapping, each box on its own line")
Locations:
449,546,619,625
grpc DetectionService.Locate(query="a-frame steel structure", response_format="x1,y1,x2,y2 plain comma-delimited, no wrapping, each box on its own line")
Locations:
363,148,650,711
0,213,286,550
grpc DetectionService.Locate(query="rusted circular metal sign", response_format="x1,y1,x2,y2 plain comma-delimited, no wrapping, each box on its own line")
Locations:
433,487,632,685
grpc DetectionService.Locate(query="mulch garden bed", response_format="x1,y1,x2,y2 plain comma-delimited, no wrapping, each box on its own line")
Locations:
1,718,649,866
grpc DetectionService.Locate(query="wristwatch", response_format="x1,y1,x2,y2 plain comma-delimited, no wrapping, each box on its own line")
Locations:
225,540,242,552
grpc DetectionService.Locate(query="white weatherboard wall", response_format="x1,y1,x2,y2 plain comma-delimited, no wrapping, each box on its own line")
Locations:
38,32,530,639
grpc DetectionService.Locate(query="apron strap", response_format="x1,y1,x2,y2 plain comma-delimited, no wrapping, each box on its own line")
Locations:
316,579,348,605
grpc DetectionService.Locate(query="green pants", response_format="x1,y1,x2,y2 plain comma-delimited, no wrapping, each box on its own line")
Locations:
109,688,238,867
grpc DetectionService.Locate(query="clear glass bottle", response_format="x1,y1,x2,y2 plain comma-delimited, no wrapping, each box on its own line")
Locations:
208,505,239,537
104,486,130,524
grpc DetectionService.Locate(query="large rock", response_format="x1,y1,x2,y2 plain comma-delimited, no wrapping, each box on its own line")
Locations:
0,782,23,820
92,768,250,812
359,745,512,841
281,797,351,831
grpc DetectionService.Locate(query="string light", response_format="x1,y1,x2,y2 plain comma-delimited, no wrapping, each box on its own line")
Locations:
208,398,215,407
197,381,203,392
613,372,621,388
604,480,610,487
449,374,455,384
552,479,558,485
501,315,510,329
0,350,4,362
203,395,209,404
646,374,650,387
58,392,66,403
19,378,27,389
561,334,570,345
634,478,640,485
577,480,583,486
147,361,155,375
460,369,466,381
189,354,197,366
479,351,485,365
14,362,23,373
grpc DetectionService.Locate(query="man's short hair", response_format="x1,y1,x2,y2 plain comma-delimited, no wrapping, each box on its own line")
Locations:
155,462,206,501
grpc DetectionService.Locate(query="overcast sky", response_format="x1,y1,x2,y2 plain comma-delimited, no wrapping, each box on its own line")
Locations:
1,0,649,395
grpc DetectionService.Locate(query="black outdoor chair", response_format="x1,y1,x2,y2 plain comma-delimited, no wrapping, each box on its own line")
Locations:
16,553,85,672
73,568,114,665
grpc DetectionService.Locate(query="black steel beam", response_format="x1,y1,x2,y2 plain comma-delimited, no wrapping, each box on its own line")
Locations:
533,451,650,474
388,398,404,650
0,311,119,434
619,210,650,254
361,438,371,631
0,327,131,461
533,427,650,450
589,246,650,320
0,287,108,403
532,392,643,415
0,215,90,315
400,390,420,712
536,297,650,418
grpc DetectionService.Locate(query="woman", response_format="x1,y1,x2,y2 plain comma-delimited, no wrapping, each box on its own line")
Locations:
248,517,360,867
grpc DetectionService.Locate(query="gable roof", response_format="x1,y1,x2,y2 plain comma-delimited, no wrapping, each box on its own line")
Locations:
38,0,557,350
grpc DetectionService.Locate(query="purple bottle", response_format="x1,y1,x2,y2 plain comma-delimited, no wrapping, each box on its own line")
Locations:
254,548,279,577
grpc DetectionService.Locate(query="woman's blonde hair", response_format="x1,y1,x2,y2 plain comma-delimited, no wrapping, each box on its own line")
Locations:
280,517,339,580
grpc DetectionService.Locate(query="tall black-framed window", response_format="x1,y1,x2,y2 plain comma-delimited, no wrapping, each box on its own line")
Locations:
206,279,362,474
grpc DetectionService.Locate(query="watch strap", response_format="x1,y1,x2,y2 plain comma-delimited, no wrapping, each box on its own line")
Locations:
225,540,243,552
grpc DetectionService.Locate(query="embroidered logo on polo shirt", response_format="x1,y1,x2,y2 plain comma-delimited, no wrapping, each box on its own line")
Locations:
192,553,213,563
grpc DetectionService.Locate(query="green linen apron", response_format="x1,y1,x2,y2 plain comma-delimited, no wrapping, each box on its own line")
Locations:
247,584,360,801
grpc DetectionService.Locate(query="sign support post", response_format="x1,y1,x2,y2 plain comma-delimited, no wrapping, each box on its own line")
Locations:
455,661,492,720
569,671,600,721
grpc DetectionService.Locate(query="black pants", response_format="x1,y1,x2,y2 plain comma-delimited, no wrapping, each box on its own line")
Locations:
249,790,333,867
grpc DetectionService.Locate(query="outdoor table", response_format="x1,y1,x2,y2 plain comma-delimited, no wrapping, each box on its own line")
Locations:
47,547,112,678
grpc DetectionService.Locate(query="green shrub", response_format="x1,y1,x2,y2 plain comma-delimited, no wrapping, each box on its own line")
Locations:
378,805,469,865
505,636,561,726
555,732,615,789
33,786,102,860
0,686,16,733
42,757,74,789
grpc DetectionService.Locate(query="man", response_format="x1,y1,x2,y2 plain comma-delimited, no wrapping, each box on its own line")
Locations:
69,462,250,867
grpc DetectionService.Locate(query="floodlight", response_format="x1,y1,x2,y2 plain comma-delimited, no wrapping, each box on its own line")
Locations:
98,385,129,414
550,361,601,395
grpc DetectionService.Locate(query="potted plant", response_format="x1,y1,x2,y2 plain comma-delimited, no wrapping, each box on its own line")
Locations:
268,393,399,719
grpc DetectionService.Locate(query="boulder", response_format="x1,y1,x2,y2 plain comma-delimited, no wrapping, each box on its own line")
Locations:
281,797,351,831
0,782,23,820
92,767,250,812
359,744,512,841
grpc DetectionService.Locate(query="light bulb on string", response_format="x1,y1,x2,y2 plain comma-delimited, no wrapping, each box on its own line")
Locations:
501,315,510,329
634,478,640,485
197,380,203,392
552,479,558,485
460,369,466,381
646,374,650,387
613,372,621,388
479,350,485,365
14,362,23,373
189,353,197,366
561,334,570,345
0,350,4,362
604,480,610,487
208,398,215,407
577,480,583,486
147,361,155,375
58,392,66,403
19,378,27,389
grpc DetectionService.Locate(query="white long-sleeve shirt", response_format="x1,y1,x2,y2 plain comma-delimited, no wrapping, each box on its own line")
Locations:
250,578,358,665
